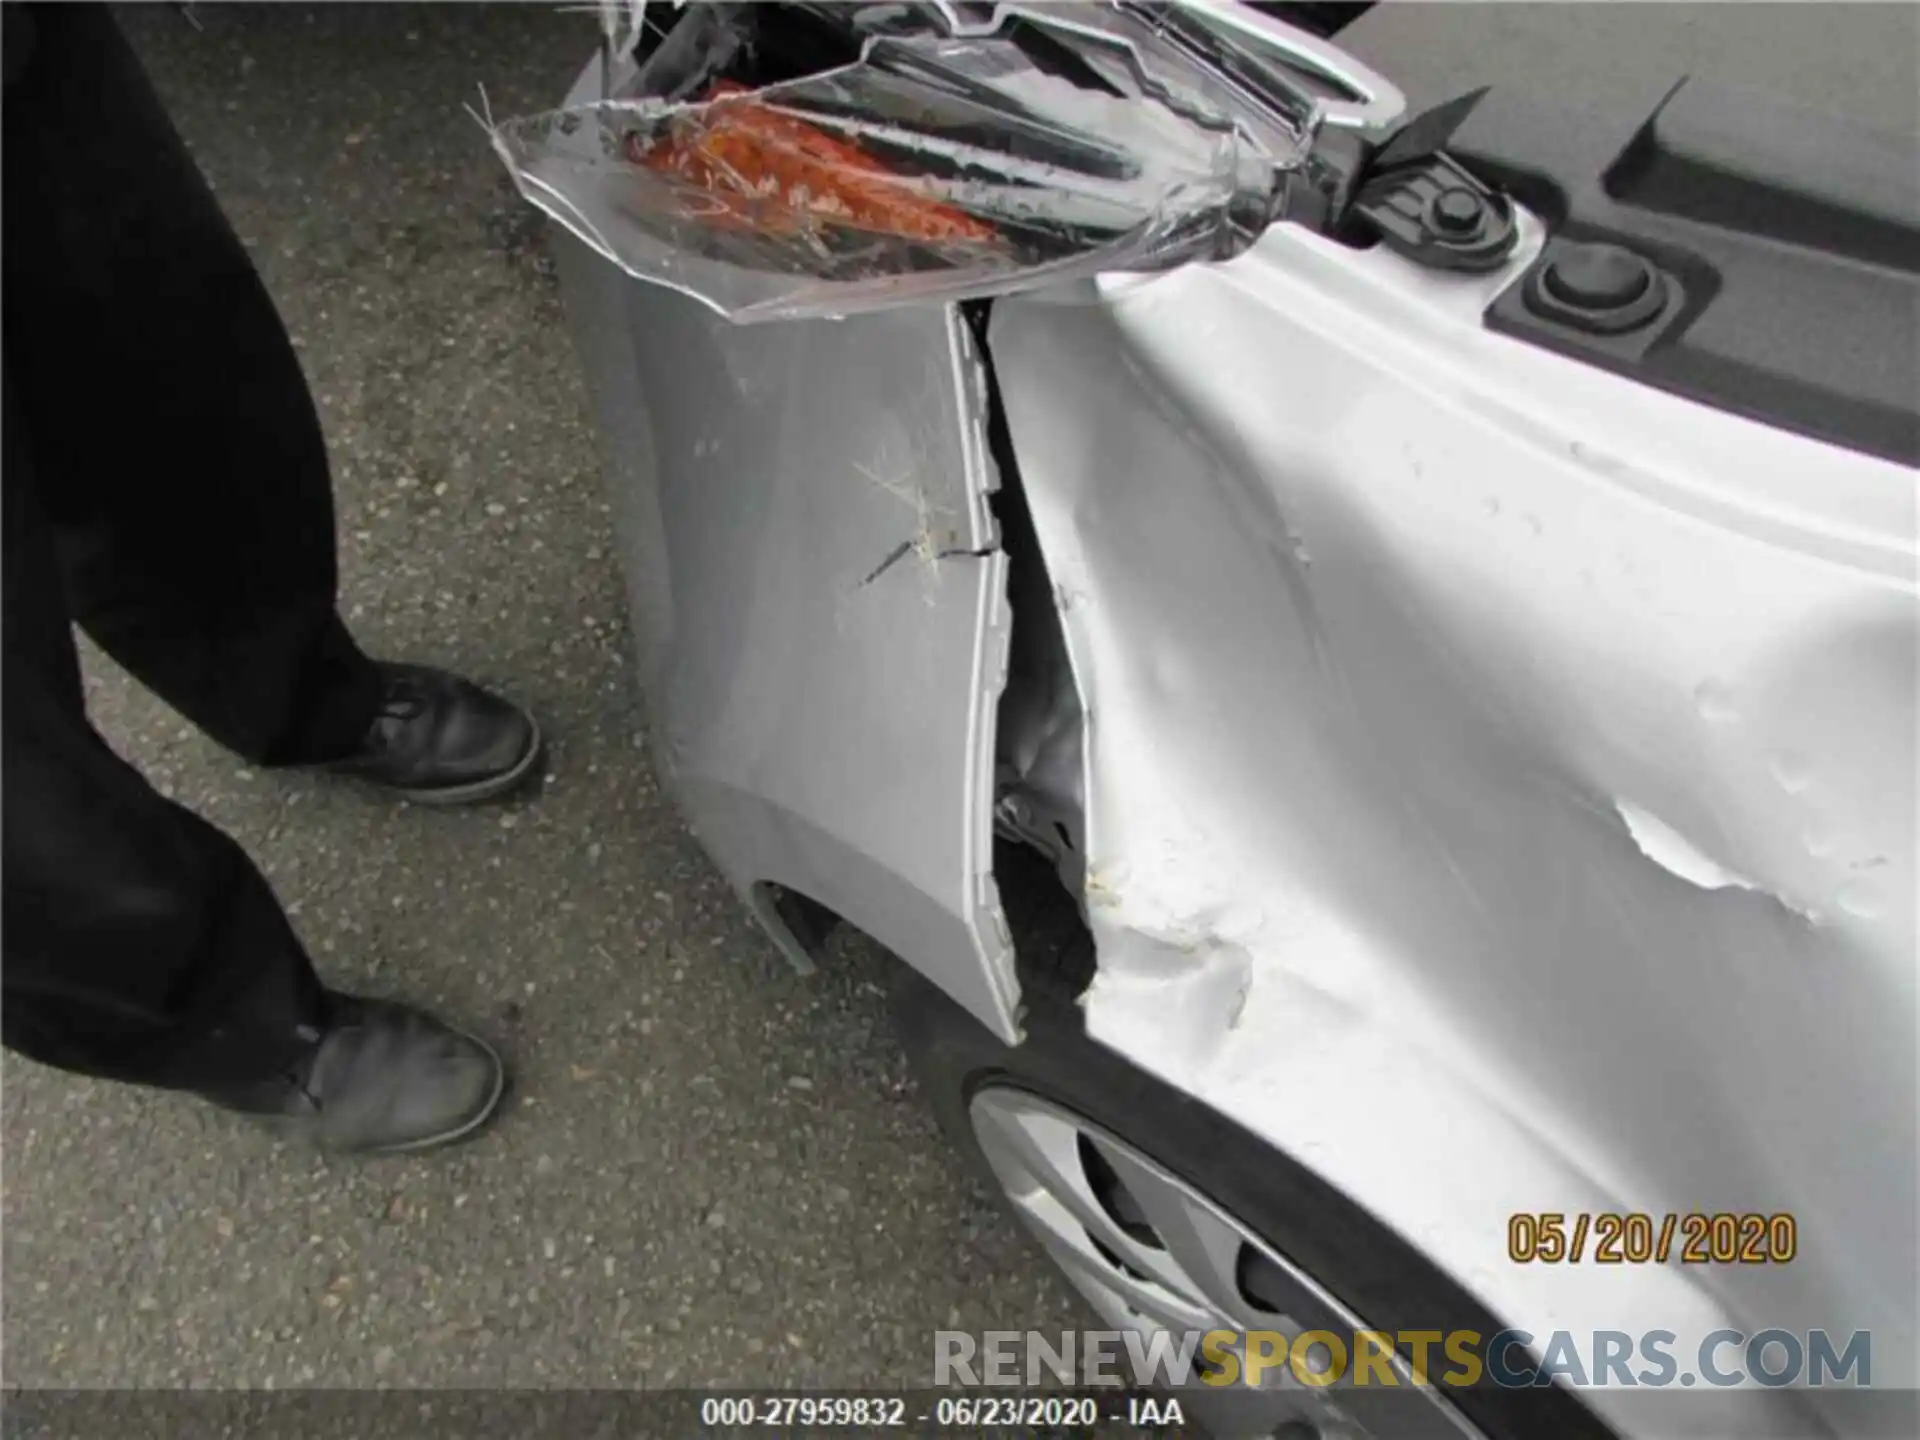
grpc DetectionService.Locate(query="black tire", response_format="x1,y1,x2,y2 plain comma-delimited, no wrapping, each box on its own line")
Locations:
887,853,1614,1440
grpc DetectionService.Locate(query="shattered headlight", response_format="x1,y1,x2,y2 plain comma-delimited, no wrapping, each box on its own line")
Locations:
489,1,1311,322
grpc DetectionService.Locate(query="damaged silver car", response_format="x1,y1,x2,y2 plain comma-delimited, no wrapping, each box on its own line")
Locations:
505,3,1918,1436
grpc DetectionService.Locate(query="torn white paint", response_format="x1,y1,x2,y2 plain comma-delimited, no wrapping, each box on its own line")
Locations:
1613,800,1757,893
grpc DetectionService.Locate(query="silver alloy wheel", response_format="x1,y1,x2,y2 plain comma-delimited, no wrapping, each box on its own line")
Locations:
968,1086,1485,1440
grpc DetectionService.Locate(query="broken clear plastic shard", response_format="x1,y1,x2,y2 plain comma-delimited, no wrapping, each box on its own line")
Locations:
489,2,1308,323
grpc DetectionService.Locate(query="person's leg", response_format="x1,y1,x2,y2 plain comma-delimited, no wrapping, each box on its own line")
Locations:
2,7,510,1151
2,371,328,1092
7,369,504,1149
2,3,539,798
1,2,377,765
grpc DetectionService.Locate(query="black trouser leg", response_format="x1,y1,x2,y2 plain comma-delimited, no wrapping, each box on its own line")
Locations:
2,5,366,1088
4,375,328,1091
2,3,380,767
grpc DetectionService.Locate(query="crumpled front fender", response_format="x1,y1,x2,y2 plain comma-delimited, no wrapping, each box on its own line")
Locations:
989,214,1915,1436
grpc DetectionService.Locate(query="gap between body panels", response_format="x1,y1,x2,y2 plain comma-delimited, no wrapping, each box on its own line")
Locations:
748,302,1096,1008
966,301,1098,1008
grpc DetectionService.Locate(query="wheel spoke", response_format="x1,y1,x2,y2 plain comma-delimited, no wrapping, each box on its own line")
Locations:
971,1094,1209,1305
1090,1137,1294,1331
1018,1205,1218,1332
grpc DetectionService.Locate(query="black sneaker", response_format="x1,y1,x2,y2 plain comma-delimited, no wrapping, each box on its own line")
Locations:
204,994,505,1154
327,662,540,804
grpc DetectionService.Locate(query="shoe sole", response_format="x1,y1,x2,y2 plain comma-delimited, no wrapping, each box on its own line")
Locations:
386,716,545,807
363,1023,509,1155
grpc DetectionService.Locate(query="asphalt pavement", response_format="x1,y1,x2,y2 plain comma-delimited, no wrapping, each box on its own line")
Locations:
3,3,1078,1391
